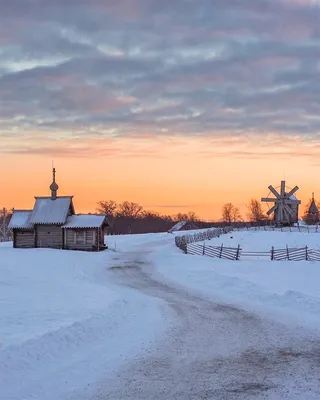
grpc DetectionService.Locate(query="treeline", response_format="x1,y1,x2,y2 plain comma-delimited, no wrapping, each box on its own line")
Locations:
96,200,206,234
221,199,269,225
96,200,200,222
96,198,272,234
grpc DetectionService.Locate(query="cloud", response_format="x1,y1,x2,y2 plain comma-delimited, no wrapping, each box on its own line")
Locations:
1,0,320,154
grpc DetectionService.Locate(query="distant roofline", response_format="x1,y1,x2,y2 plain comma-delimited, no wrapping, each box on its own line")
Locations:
34,196,74,199
12,209,33,212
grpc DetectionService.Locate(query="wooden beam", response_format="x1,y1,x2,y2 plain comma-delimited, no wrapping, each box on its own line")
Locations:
268,185,280,199
283,203,294,216
261,197,278,203
267,204,277,216
280,181,285,197
283,199,301,205
285,185,299,199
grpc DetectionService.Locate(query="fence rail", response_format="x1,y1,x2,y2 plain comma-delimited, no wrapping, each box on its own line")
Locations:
175,227,233,253
185,243,320,261
232,225,320,233
174,224,320,262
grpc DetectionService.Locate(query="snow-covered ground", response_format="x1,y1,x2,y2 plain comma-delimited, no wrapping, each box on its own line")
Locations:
1,228,320,399
0,240,171,400
154,230,320,330
204,229,320,250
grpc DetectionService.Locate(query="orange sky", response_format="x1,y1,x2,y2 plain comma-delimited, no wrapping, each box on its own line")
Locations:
1,135,319,220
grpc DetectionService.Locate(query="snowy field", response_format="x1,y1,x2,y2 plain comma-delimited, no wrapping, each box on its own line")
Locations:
203,229,320,250
1,227,320,399
154,230,320,331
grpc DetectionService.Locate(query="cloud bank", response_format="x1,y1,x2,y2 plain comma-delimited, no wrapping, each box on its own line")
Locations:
1,0,320,154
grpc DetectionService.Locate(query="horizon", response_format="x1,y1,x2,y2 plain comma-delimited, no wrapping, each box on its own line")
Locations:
1,169,316,221
1,1,320,220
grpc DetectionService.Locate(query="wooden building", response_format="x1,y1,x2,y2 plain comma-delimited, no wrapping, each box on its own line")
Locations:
168,220,199,233
261,181,301,226
9,169,109,251
304,193,319,225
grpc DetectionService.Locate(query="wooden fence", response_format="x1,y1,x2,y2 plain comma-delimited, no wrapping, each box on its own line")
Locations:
187,242,241,260
232,225,320,233
0,207,13,242
175,227,233,253
185,243,320,261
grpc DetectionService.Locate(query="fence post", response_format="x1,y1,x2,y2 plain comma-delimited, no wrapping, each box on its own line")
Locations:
219,243,223,258
286,244,289,260
306,246,308,261
307,226,309,233
202,242,205,256
271,246,274,260
236,244,240,260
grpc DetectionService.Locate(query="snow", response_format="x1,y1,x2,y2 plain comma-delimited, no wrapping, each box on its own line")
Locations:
30,196,73,224
1,227,320,399
204,229,320,250
62,214,106,228
167,220,187,232
0,242,171,400
153,229,320,330
8,210,33,229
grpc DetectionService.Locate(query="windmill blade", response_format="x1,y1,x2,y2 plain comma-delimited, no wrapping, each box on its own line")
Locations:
283,203,294,216
280,181,286,197
285,185,299,198
278,203,284,223
261,197,278,203
267,204,277,216
283,199,301,205
268,185,280,199
282,207,291,223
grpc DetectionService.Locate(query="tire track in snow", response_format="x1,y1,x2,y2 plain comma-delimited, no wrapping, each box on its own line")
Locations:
88,254,320,400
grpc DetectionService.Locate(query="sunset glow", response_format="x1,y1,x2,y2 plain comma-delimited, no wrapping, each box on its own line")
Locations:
1,0,320,220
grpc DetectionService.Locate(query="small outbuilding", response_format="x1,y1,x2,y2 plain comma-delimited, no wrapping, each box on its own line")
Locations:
168,220,199,233
9,168,109,251
62,215,109,251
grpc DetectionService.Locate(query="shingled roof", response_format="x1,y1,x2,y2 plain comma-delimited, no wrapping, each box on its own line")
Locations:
8,210,33,229
308,199,319,214
30,196,74,224
62,215,109,229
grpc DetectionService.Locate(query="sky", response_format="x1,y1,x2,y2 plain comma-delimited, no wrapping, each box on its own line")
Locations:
1,0,320,220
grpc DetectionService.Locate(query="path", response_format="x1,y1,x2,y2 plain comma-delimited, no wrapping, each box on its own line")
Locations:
86,249,320,400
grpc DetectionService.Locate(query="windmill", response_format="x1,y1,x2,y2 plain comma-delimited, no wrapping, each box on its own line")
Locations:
261,181,301,226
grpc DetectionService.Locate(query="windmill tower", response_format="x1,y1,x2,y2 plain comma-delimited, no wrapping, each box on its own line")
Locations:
261,180,301,226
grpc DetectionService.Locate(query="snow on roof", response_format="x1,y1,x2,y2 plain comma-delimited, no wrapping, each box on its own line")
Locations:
168,221,187,233
30,196,73,224
62,215,108,229
308,199,319,214
8,210,33,229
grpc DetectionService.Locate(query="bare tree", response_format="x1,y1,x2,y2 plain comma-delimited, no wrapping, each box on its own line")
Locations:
187,211,200,222
221,203,242,225
96,200,118,216
247,198,267,223
173,211,200,222
117,201,144,218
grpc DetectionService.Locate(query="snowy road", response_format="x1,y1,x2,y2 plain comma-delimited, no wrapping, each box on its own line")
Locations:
2,232,320,400
85,250,320,400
